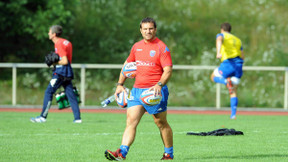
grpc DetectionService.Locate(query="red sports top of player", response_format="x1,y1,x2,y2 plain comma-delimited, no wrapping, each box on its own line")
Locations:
55,38,73,63
127,38,172,88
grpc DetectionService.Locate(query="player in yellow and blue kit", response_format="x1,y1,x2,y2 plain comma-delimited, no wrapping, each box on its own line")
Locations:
210,23,245,119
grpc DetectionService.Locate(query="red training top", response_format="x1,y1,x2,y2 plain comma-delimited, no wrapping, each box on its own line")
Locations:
55,38,73,63
127,37,173,88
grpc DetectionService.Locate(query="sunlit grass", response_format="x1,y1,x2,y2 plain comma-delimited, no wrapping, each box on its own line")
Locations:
0,112,288,161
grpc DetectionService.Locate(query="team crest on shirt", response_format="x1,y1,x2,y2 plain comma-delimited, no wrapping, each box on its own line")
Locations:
150,50,156,57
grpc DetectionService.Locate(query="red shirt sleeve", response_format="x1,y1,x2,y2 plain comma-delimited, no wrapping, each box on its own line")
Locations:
126,44,136,62
160,46,172,68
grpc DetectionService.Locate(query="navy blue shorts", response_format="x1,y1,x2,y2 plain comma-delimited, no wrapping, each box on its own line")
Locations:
128,85,169,114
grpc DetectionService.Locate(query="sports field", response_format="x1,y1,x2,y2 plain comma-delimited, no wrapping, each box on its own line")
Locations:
0,108,288,162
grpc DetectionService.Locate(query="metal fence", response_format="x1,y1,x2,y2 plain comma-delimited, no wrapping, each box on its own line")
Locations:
0,63,287,109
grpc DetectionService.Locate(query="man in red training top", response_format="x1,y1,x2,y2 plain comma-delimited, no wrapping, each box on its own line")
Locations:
105,17,174,160
30,25,81,123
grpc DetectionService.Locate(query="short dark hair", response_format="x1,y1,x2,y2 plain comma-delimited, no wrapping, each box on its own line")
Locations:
140,17,157,29
221,23,232,32
50,25,63,37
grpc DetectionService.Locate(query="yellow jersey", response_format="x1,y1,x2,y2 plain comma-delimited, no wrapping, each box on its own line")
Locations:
217,32,242,62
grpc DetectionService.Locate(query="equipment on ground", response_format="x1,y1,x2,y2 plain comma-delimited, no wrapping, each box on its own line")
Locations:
187,128,244,136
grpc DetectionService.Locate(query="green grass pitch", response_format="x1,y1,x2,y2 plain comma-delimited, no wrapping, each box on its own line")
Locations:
0,111,287,162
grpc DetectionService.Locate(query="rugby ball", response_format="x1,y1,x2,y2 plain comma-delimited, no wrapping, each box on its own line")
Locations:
116,90,129,108
140,89,162,106
122,62,136,78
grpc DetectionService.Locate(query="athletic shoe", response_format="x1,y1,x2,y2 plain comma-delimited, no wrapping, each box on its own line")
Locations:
230,115,236,120
226,78,234,94
30,116,46,123
105,149,126,161
161,153,173,160
73,119,82,123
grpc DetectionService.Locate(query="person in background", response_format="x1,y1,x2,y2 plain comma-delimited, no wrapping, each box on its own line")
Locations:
30,25,81,123
210,22,244,119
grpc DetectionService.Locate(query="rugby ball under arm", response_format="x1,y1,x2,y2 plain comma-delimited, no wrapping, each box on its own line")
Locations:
122,62,136,78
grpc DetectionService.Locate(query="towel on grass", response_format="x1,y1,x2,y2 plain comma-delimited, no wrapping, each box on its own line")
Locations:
187,128,244,136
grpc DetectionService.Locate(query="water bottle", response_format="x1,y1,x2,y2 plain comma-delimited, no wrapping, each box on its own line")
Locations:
56,93,64,109
101,95,116,107
61,92,70,108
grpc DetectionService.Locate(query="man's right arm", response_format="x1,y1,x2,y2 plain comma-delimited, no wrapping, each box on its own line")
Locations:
115,45,135,98
114,60,128,99
216,34,223,59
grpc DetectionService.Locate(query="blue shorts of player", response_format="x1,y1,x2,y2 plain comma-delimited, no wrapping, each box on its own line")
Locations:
128,85,169,114
218,57,244,78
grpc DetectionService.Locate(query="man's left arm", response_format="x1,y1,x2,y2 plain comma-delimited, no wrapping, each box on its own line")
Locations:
54,44,69,65
241,50,244,60
57,56,68,65
150,66,172,95
240,45,245,60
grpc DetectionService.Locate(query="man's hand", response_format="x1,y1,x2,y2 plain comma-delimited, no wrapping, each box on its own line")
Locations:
114,85,127,100
216,52,222,59
149,84,162,96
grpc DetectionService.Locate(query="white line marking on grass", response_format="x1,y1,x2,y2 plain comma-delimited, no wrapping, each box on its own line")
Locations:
252,130,260,133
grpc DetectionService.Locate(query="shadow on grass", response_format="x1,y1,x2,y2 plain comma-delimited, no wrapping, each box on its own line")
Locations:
186,154,288,160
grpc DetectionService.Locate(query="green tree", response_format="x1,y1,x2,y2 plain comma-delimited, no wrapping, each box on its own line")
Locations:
1,0,288,66
0,0,75,62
